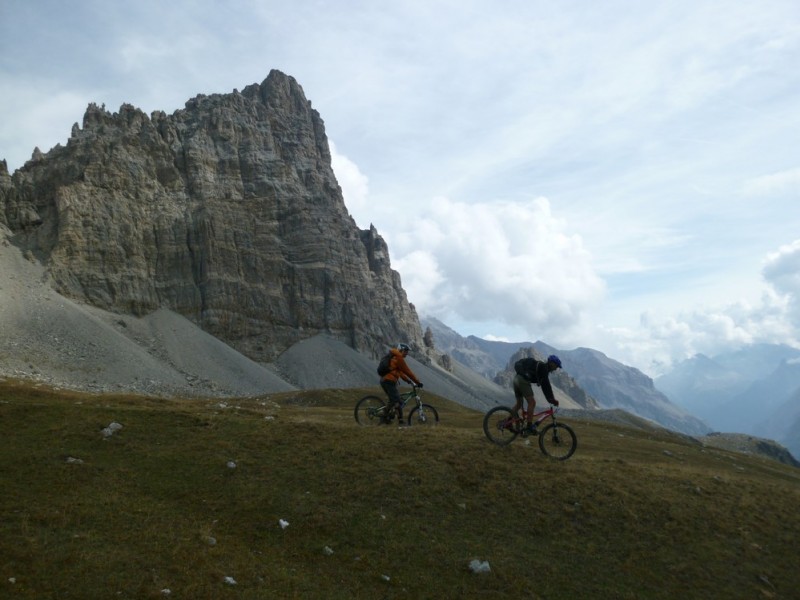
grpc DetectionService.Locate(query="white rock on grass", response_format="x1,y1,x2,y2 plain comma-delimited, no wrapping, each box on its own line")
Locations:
469,559,491,574
323,546,334,556
101,422,123,437
224,576,237,586
279,519,289,529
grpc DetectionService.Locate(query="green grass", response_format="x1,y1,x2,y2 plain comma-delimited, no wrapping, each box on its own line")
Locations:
1,380,799,599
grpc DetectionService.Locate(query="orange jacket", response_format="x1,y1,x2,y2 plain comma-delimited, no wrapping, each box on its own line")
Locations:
381,347,421,385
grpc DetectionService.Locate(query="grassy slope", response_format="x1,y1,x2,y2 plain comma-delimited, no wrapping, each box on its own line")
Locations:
1,380,798,599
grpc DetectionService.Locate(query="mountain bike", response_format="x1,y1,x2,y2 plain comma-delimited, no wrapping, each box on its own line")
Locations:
483,404,577,460
354,385,439,426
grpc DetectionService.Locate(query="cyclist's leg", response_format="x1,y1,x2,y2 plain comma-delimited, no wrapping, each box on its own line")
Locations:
380,380,401,422
513,374,535,425
397,393,405,423
511,376,525,420
525,393,536,426
524,394,538,433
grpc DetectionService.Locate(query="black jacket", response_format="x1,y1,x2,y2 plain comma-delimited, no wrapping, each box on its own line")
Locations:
514,358,556,402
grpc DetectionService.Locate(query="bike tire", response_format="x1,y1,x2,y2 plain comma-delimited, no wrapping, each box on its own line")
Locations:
354,395,388,426
407,403,439,426
483,406,519,446
537,422,577,460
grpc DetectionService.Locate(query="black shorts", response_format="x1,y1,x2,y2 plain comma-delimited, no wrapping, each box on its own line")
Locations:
380,379,402,405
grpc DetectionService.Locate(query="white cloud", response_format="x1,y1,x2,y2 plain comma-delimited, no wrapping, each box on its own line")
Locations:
763,239,800,324
330,141,371,228
594,244,800,375
390,195,606,341
483,334,511,343
743,167,800,197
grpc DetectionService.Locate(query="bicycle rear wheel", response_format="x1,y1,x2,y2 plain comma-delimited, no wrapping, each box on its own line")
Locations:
354,395,388,426
407,403,439,426
483,406,519,446
538,422,577,460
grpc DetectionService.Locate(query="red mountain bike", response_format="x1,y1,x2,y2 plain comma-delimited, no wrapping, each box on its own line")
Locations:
483,404,577,460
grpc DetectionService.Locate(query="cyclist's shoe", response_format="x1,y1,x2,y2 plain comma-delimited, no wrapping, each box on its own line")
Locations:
525,423,538,436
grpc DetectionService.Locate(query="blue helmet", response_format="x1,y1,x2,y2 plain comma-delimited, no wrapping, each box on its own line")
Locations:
547,354,562,368
397,343,411,353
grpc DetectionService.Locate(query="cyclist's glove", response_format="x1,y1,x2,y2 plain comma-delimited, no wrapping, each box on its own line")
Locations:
417,382,424,388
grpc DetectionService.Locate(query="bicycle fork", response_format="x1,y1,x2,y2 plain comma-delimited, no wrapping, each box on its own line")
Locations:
543,417,564,444
415,404,428,424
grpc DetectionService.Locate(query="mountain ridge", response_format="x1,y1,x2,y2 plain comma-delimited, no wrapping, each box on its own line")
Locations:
0,70,422,362
655,346,800,458
422,317,710,436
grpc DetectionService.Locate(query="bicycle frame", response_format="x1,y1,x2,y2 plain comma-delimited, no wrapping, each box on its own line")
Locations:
483,402,576,458
393,386,423,415
354,384,440,427
509,405,558,428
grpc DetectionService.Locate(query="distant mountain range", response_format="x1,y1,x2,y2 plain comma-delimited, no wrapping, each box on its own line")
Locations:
421,317,710,436
654,344,800,458
422,317,800,460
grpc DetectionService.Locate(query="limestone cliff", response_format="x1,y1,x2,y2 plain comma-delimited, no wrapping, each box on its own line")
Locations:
0,70,422,360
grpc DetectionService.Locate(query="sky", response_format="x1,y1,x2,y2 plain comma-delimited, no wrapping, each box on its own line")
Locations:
2,0,799,376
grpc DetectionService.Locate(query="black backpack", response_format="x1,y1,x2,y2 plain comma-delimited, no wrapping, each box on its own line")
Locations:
377,352,393,376
514,358,541,385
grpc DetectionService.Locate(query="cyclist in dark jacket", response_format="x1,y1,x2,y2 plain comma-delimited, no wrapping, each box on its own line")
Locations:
512,354,562,434
380,343,423,425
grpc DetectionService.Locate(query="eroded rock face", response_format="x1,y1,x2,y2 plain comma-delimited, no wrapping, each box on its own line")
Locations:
0,70,422,360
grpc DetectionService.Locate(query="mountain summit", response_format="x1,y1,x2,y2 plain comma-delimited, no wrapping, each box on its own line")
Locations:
0,70,420,361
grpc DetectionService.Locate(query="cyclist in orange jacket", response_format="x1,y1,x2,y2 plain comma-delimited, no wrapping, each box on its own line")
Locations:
379,343,423,425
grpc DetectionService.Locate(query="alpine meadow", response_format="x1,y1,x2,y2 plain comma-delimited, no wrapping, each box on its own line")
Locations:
2,380,799,599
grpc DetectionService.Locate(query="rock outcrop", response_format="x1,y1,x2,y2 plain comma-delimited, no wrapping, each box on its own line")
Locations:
0,70,422,360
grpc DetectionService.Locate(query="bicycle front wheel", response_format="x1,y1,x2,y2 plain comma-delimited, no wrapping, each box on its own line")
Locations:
354,395,388,426
538,422,577,460
407,403,439,426
483,406,519,446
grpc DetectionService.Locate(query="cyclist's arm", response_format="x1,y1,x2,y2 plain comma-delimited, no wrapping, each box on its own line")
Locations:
398,357,422,386
541,376,557,404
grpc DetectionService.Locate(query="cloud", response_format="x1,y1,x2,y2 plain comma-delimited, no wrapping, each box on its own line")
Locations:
483,334,511,343
763,239,800,324
388,195,606,340
742,167,800,197
330,141,370,227
763,240,800,295
597,242,800,375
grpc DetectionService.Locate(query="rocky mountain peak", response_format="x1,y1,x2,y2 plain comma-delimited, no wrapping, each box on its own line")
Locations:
0,70,423,361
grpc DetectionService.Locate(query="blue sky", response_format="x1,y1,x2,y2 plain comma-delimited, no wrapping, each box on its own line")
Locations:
2,0,799,375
